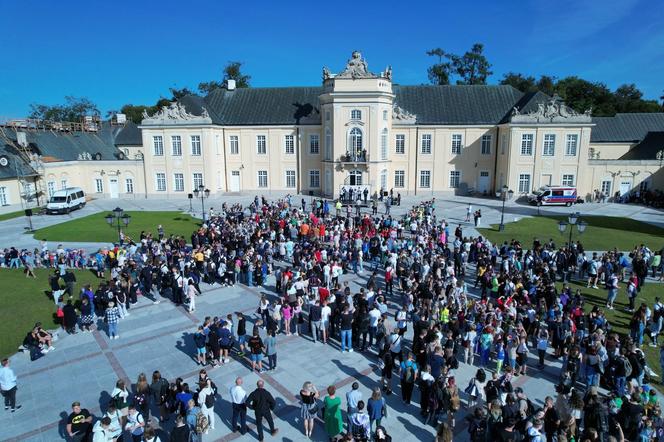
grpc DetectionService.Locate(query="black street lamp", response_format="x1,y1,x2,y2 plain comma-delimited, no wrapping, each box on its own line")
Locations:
105,207,131,245
557,211,588,248
193,185,210,222
495,185,514,231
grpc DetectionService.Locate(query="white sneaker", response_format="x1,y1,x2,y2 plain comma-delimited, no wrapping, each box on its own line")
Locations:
349,349,354,353
41,348,49,354
48,346,55,351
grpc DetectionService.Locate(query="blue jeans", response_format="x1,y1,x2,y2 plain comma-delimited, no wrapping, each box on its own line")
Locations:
341,329,352,352
108,322,118,338
9,258,21,268
586,371,599,388
246,271,253,287
480,347,491,366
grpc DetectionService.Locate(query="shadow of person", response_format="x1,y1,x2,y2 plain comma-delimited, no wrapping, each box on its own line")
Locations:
98,390,111,413
397,415,434,440
174,332,196,362
58,411,69,438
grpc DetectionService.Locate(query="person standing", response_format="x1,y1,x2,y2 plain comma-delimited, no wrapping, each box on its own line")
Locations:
367,387,386,433
465,204,472,222
248,329,266,373
230,377,248,435
400,353,418,405
346,382,363,426
105,301,120,340
299,381,320,438
150,371,170,424
0,358,20,412
340,304,354,353
197,378,216,432
264,329,278,370
323,385,343,440
66,401,93,442
125,405,146,442
246,380,278,441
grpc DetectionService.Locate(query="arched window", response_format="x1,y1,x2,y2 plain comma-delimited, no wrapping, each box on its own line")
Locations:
349,170,362,186
325,128,332,160
349,128,363,159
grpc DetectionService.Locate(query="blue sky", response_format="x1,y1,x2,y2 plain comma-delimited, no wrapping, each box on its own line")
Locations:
0,0,662,118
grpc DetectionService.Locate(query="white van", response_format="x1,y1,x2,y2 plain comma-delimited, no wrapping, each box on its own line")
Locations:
528,186,578,206
46,187,86,214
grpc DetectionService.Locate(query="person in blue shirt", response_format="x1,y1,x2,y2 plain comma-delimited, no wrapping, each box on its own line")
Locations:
399,353,418,404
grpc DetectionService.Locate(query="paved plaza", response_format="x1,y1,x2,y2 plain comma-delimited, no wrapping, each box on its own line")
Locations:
1,194,663,442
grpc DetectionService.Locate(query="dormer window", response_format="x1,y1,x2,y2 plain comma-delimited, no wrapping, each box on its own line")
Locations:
350,109,362,120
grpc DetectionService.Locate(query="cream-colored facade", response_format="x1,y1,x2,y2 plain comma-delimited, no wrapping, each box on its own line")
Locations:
1,52,662,208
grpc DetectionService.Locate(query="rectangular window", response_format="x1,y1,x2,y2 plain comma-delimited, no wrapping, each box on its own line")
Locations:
562,174,575,186
601,180,611,195
383,110,388,121
193,173,204,189
481,134,492,155
309,134,320,154
285,170,296,188
380,130,388,160
394,170,405,188
309,170,320,188
174,173,185,192
451,134,463,155
501,134,507,155
284,135,295,155
95,178,103,193
190,135,201,156
156,173,166,192
257,170,268,188
257,135,267,155
47,181,55,197
395,134,405,154
543,134,556,156
421,134,432,154
449,170,461,188
325,130,332,160
125,178,134,194
520,134,534,156
229,135,239,155
325,111,330,121
518,174,531,193
351,109,361,120
61,179,68,189
153,136,164,156
419,170,431,188
0,186,7,206
565,134,578,156
171,135,182,156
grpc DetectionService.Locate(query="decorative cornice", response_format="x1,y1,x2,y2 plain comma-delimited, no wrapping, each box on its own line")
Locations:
510,95,592,124
141,102,212,125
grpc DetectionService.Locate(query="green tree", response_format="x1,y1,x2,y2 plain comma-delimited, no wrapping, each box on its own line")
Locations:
169,87,195,100
451,43,493,85
426,48,452,85
500,72,537,92
536,75,557,96
554,76,615,116
29,96,99,121
120,98,171,124
198,80,224,95
613,84,661,113
223,61,250,88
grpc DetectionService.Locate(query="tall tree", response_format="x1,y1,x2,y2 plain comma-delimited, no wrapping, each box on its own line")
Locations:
536,75,557,96
426,48,452,85
223,61,251,88
554,76,615,116
613,84,661,113
500,72,537,92
198,80,224,95
29,96,99,121
451,43,493,85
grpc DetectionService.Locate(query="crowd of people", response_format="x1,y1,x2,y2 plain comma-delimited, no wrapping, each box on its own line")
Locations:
3,193,664,442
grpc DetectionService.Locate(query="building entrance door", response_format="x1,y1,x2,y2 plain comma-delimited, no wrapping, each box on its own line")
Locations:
478,171,490,193
109,178,119,199
230,171,240,192
619,180,631,196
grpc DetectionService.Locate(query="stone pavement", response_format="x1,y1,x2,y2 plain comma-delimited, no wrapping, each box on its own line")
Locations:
3,264,571,442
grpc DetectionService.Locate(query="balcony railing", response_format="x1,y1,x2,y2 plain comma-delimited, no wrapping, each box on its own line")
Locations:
340,151,368,163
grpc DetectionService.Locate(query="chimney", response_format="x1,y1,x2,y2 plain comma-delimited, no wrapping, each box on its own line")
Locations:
226,79,236,91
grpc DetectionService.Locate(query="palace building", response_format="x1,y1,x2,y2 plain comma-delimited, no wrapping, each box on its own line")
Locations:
0,52,663,207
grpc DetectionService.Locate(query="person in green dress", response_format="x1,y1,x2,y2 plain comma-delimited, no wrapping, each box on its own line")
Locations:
323,385,343,440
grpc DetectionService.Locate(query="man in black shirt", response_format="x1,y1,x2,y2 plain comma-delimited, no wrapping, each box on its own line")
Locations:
66,401,92,442
309,300,322,343
340,305,354,353
236,312,247,356
543,396,560,441
246,380,278,441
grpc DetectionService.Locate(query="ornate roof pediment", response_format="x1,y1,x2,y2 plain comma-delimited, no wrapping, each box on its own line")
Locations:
141,102,212,125
392,103,417,124
510,95,591,124
336,51,379,79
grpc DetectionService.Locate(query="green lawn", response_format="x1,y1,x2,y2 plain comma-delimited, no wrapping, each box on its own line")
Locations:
33,211,200,243
478,215,664,251
0,209,30,222
0,268,102,359
558,280,664,383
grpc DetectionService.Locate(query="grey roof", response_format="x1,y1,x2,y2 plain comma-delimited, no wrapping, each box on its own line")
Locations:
114,121,143,146
618,131,664,160
591,113,664,143
393,85,523,125
0,122,126,162
0,143,37,180
198,84,525,126
203,87,321,126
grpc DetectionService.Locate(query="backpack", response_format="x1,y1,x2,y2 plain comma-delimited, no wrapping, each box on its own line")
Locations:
194,410,209,434
134,392,146,407
449,388,461,411
403,364,415,383
204,391,215,409
620,356,632,377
